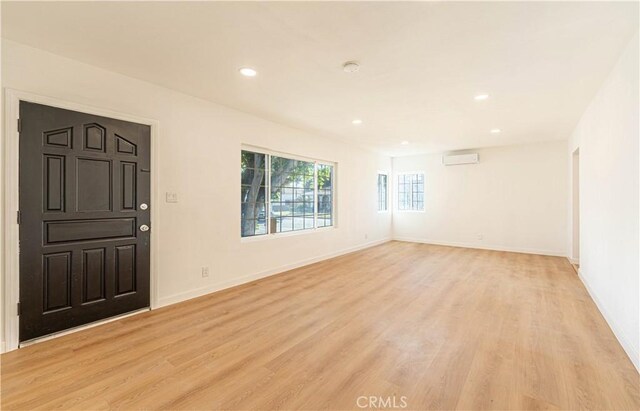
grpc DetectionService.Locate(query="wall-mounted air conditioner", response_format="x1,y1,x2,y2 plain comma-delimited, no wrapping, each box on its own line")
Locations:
442,153,479,166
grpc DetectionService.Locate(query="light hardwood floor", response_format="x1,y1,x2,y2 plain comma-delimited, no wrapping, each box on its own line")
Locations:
1,241,639,410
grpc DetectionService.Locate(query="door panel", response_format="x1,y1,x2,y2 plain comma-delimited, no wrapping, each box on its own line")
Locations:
76,158,112,211
115,245,136,296
42,252,72,313
121,162,137,210
44,155,65,212
82,248,106,303
19,101,151,342
44,218,136,244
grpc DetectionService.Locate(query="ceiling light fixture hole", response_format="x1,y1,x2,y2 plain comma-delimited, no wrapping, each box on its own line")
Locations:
343,61,360,73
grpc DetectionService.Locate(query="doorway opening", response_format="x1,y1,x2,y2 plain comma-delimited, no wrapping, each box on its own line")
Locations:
18,101,152,342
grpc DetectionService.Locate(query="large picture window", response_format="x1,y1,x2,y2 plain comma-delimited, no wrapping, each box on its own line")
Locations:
377,173,388,211
397,173,424,211
241,149,335,237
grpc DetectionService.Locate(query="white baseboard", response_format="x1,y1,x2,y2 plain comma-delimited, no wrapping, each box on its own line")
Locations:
158,238,391,308
578,269,640,373
393,237,567,257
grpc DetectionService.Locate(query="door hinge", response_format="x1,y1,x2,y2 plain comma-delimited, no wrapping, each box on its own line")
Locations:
17,302,21,316
17,118,22,133
17,210,21,225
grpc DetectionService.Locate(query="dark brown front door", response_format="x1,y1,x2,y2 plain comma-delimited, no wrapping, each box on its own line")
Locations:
19,102,151,342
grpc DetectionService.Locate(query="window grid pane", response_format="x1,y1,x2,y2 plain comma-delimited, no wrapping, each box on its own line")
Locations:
397,173,424,211
270,157,316,233
241,151,268,237
317,164,333,228
378,174,388,211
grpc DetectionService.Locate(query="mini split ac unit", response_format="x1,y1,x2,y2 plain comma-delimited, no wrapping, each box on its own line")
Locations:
442,153,479,166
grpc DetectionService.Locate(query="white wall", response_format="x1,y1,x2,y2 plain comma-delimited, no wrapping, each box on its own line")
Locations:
568,32,639,371
1,40,392,348
392,141,568,256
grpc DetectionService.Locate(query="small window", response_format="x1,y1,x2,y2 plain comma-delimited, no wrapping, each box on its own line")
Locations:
397,173,424,211
377,174,388,212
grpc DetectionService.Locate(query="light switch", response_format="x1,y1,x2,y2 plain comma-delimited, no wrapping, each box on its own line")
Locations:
165,192,178,203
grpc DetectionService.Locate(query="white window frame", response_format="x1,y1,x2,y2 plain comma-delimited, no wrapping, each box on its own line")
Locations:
241,145,337,241
377,172,390,213
395,172,425,212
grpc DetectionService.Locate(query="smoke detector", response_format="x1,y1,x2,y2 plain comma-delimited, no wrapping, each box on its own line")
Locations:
343,61,360,73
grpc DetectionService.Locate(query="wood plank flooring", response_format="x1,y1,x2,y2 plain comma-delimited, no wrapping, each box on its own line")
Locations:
2,241,639,410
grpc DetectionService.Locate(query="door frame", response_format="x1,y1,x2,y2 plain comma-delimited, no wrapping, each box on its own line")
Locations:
3,88,160,352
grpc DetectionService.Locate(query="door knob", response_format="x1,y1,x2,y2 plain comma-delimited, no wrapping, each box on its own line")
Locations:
140,203,148,210
140,224,150,232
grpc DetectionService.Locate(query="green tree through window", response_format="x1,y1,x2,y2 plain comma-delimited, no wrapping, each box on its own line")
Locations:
317,164,333,227
270,156,315,233
241,150,334,237
241,151,267,236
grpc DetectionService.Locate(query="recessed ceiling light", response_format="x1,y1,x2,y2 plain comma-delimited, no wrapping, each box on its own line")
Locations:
401,141,409,145
490,128,502,133
352,119,362,125
343,61,360,73
239,67,257,77
474,94,489,101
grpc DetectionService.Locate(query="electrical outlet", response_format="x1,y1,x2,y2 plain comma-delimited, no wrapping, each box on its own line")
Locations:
477,233,484,240
201,267,210,278
165,192,178,203
364,233,369,240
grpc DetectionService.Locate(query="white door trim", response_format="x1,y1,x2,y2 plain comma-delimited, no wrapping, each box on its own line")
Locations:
2,88,160,353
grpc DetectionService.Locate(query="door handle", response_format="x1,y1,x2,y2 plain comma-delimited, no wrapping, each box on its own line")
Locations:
140,224,150,232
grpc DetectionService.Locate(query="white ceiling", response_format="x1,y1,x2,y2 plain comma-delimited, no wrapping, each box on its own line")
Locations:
2,1,638,156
